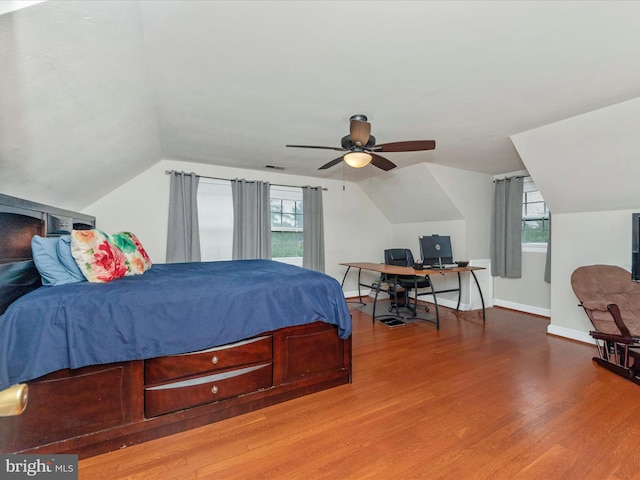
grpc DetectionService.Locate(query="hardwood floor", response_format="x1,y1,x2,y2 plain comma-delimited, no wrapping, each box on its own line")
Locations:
79,302,640,479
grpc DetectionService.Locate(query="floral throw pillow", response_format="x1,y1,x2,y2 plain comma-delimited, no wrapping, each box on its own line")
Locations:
110,232,152,275
71,229,127,283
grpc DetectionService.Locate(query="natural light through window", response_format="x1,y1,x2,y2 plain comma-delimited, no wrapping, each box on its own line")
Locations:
197,181,304,264
522,176,549,251
270,186,303,266
198,179,233,261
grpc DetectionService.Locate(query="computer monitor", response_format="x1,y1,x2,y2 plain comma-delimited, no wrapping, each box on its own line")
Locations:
419,235,453,267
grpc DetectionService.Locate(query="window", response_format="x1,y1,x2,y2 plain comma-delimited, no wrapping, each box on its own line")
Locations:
270,186,303,266
197,182,305,264
522,177,549,246
197,179,233,261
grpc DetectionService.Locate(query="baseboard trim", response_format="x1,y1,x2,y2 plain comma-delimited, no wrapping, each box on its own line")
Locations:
349,291,594,345
343,290,364,299
547,324,595,345
419,297,466,310
493,299,550,318
347,291,471,311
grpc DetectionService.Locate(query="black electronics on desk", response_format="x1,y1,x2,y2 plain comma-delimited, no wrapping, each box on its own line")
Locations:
419,234,453,268
633,213,640,282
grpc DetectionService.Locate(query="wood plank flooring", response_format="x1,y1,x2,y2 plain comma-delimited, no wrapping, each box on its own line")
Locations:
79,302,640,479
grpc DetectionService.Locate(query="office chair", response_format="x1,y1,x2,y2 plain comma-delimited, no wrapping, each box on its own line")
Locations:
383,249,430,317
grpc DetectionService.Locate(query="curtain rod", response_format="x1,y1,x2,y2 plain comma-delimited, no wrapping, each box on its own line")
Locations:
165,170,328,191
493,175,526,183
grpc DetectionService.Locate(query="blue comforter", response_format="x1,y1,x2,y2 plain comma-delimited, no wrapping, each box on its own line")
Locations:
0,260,351,391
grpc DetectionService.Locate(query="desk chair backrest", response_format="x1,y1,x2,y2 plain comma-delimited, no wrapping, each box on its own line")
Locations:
383,249,430,314
384,249,415,267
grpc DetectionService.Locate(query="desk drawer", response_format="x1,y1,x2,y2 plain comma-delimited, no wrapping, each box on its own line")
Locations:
145,336,272,384
145,363,273,417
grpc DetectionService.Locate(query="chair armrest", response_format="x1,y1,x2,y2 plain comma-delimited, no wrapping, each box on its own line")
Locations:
606,303,633,339
590,331,636,345
581,302,633,340
581,301,609,311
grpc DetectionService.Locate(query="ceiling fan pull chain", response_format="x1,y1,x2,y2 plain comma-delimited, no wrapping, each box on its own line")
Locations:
342,162,346,191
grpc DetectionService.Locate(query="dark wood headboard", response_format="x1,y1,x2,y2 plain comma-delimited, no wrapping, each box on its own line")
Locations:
0,194,95,314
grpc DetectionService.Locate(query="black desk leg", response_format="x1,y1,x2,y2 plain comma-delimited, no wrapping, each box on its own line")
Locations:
412,277,419,318
426,275,440,330
372,273,383,323
340,266,350,289
470,270,486,322
456,272,461,311
341,266,365,306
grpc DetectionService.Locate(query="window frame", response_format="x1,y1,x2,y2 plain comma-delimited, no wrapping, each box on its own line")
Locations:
521,176,549,253
270,186,303,266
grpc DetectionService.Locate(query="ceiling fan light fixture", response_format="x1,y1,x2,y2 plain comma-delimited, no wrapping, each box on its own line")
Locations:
286,114,434,172
344,151,372,168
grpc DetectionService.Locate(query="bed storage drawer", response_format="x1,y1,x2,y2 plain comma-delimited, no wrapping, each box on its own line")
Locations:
0,363,135,453
144,335,272,384
144,362,273,417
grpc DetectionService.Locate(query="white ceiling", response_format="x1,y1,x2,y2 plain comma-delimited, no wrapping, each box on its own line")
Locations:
2,1,640,209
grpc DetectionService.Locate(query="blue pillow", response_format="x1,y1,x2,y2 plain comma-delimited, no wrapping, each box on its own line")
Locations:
57,236,87,283
31,235,86,286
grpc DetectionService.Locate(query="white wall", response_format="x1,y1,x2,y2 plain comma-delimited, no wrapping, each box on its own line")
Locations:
84,159,392,295
371,163,494,263
425,164,494,261
493,251,550,317
549,210,634,343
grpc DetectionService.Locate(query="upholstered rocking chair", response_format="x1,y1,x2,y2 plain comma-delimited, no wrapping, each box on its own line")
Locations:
571,264,640,385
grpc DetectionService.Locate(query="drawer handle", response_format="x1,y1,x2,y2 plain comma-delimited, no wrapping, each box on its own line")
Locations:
211,385,218,394
211,355,219,364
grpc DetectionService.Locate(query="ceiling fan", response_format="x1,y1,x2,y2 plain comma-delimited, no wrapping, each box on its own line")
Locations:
286,114,436,171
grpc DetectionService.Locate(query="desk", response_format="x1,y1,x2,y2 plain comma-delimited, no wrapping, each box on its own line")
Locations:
340,262,486,329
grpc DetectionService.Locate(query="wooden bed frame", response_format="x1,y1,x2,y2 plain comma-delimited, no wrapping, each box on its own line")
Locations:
0,194,352,458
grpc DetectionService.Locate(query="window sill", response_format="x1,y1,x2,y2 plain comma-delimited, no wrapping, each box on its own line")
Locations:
273,257,303,267
522,243,548,254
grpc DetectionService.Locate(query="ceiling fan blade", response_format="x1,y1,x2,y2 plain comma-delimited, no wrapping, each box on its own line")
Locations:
374,140,436,152
286,144,345,152
370,153,396,171
350,119,371,147
318,156,345,170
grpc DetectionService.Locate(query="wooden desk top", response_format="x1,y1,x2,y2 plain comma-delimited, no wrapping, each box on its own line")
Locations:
339,262,485,276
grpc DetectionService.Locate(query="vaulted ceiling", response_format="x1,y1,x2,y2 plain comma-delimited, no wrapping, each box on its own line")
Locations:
1,1,640,211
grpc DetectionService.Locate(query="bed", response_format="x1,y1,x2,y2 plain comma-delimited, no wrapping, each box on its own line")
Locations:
0,193,352,458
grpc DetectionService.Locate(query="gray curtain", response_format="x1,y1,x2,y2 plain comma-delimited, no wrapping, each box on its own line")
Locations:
302,186,325,272
490,176,523,278
231,179,271,260
166,171,201,263
544,212,552,283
